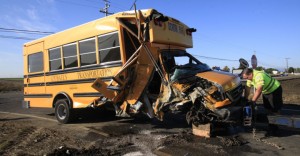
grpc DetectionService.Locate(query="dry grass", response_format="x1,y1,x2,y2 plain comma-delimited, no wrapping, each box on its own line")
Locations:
0,78,23,92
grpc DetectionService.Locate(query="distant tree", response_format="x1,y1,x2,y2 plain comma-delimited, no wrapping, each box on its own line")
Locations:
295,68,300,73
265,68,276,74
255,66,264,71
288,67,295,73
223,66,230,72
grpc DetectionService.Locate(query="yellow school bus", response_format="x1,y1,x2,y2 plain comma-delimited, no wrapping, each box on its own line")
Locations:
23,9,243,124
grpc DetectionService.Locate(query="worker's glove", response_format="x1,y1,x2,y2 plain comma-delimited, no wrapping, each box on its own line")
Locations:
251,101,256,107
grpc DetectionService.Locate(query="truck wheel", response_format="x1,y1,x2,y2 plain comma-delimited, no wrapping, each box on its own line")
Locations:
55,99,74,124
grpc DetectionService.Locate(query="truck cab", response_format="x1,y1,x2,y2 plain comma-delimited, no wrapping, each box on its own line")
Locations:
156,49,243,124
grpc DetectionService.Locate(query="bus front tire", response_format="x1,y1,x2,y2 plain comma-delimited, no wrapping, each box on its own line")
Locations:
55,99,74,124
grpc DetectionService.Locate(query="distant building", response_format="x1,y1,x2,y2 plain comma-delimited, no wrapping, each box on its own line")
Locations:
272,70,278,75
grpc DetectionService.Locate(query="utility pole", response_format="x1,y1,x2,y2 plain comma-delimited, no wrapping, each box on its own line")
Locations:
285,58,290,72
100,0,113,16
130,0,137,10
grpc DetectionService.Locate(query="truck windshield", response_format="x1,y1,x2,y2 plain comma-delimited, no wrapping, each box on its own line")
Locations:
161,50,211,82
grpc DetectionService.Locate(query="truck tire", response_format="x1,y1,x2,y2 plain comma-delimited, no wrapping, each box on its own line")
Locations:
55,99,74,124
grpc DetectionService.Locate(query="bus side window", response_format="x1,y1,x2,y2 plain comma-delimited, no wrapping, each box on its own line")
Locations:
28,52,43,73
49,47,62,71
79,38,96,66
63,43,78,69
98,32,121,63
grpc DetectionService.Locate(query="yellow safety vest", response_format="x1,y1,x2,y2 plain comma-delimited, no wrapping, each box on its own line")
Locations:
246,70,280,94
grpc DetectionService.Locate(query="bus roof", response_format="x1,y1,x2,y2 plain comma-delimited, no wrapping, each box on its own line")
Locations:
24,8,193,49
24,9,152,46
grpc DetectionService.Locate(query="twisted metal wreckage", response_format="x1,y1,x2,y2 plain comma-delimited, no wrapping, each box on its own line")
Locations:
92,8,245,126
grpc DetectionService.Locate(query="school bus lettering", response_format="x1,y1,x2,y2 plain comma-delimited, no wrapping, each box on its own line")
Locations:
77,69,112,79
51,75,67,82
178,25,184,35
168,22,185,35
168,22,178,33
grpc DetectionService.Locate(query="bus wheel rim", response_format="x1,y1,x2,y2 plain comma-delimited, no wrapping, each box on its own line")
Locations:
57,104,67,120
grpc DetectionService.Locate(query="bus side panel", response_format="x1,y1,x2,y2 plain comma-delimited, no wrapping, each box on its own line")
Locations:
24,97,52,108
72,83,103,108
45,83,99,108
45,66,121,108
24,41,49,108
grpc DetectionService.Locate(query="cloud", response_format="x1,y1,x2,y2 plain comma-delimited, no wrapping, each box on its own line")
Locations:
0,1,58,32
27,7,39,21
16,18,56,32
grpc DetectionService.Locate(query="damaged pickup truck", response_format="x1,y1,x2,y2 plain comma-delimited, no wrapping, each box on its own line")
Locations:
91,9,244,126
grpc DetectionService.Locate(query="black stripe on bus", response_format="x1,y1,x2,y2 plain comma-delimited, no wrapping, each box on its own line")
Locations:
25,73,45,78
46,78,95,86
46,77,112,86
24,94,53,98
73,92,103,97
27,83,45,87
23,62,122,78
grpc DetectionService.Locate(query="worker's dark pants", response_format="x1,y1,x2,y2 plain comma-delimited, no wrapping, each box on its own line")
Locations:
262,86,283,135
262,86,283,113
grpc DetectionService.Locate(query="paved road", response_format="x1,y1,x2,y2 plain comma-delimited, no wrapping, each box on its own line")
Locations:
0,91,186,138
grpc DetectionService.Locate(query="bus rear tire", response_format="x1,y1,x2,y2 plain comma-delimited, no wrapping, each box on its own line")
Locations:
55,99,74,124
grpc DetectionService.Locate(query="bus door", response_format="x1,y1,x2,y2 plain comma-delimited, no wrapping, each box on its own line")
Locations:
25,41,46,95
117,18,156,106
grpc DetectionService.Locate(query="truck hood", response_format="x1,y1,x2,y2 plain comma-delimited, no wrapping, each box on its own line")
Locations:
196,71,240,91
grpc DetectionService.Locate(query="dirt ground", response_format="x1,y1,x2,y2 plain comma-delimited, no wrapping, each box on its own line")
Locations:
279,77,300,104
0,76,300,155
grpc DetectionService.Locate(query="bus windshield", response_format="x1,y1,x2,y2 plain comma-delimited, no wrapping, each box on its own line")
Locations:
161,50,211,82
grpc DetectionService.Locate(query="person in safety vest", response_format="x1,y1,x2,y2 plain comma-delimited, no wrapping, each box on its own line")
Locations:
243,68,283,113
243,68,283,135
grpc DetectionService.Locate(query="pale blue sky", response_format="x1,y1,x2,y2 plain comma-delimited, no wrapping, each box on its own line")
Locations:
0,0,299,77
